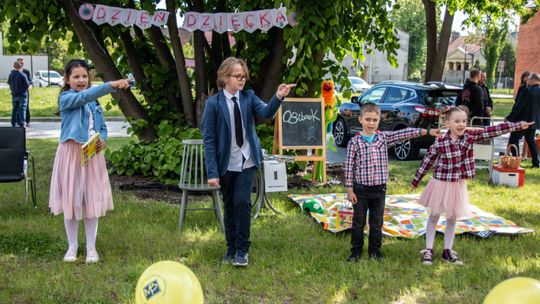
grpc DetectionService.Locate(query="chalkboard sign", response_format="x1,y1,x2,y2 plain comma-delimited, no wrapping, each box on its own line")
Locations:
277,98,324,148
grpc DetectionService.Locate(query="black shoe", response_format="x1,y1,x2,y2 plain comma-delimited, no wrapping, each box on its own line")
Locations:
369,251,384,261
232,251,249,267
442,249,463,265
346,254,360,262
531,164,539,169
420,249,433,265
222,247,236,264
222,253,234,264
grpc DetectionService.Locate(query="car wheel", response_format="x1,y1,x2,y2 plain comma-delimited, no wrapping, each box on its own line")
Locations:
391,139,419,160
333,117,350,147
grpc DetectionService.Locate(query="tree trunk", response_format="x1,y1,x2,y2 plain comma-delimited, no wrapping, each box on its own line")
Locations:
166,0,196,127
147,26,184,113
423,0,437,82
193,0,208,126
423,1,454,82
252,28,286,101
306,49,326,97
431,8,454,81
119,29,156,106
59,0,157,142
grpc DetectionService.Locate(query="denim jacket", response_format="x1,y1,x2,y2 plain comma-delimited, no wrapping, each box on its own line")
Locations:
59,83,115,143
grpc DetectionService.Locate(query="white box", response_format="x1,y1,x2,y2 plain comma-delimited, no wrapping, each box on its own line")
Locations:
263,160,288,192
492,166,525,188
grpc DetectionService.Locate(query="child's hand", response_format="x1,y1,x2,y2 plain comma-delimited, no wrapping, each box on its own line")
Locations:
520,121,534,129
208,178,220,187
96,140,106,153
346,188,357,204
276,83,296,99
110,79,131,89
429,128,441,137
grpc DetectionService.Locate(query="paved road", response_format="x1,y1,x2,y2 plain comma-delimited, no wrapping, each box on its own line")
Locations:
0,120,131,139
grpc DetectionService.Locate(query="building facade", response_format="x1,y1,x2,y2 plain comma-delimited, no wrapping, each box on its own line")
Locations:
514,11,540,94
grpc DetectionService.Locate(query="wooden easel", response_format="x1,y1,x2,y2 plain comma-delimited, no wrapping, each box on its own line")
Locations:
273,98,327,184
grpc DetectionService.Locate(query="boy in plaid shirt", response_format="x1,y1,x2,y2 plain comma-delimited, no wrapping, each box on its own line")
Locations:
345,102,440,262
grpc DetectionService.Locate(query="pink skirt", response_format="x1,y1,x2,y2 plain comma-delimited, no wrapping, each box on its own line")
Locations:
417,177,471,219
49,140,113,220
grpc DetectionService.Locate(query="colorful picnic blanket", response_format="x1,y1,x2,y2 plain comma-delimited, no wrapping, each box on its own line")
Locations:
288,194,534,238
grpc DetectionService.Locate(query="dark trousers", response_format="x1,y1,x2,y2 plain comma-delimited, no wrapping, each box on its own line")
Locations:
350,183,386,256
25,92,30,124
508,128,539,166
220,166,257,255
11,95,27,127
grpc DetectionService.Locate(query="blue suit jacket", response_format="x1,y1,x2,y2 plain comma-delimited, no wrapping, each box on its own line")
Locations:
202,90,282,179
507,84,540,128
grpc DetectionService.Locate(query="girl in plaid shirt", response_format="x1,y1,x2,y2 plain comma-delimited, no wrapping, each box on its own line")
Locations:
412,106,533,265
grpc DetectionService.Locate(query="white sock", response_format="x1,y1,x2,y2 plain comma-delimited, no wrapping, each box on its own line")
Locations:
444,217,457,250
425,215,440,249
64,218,79,249
84,218,99,251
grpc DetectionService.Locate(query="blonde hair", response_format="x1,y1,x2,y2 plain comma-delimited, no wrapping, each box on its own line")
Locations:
441,105,469,121
216,57,249,89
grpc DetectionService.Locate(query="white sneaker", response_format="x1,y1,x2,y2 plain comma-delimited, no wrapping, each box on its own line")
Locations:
85,248,99,264
63,246,78,262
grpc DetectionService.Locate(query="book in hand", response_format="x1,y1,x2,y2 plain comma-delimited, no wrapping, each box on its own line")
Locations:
81,132,101,166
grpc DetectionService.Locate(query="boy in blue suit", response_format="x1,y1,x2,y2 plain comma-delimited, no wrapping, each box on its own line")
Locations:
202,57,294,267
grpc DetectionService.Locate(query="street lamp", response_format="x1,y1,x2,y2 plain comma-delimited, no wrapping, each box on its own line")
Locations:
457,46,470,84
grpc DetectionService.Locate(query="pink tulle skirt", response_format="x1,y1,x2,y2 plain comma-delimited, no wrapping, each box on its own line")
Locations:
417,177,471,219
49,140,113,220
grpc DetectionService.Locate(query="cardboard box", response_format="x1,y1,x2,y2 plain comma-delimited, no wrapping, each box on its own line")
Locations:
492,166,525,187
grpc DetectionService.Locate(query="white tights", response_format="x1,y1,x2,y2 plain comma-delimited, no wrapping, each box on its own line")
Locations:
64,218,99,250
425,215,457,250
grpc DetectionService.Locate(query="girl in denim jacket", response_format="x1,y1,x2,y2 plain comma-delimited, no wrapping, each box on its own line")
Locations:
49,59,130,263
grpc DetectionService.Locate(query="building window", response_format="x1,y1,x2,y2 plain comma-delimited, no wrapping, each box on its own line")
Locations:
464,63,469,70
449,62,455,70
457,63,462,71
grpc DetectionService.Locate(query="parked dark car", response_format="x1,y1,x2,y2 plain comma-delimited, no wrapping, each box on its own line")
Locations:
332,81,462,160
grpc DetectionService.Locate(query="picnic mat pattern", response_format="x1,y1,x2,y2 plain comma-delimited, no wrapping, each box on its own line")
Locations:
287,194,534,238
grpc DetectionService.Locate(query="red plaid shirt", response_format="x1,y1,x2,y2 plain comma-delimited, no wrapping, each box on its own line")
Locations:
412,122,523,187
345,128,423,187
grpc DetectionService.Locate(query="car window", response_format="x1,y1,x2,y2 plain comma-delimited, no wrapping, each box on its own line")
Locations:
383,87,411,104
349,77,366,85
424,90,460,107
360,87,386,104
49,71,61,78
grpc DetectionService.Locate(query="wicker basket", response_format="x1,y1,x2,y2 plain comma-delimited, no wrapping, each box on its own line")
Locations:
500,144,521,169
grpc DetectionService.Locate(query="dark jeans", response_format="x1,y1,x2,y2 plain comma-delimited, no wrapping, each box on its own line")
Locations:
508,128,539,166
350,183,386,256
220,166,257,255
11,94,27,127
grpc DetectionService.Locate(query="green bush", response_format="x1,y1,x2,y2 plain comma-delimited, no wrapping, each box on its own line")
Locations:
107,120,202,185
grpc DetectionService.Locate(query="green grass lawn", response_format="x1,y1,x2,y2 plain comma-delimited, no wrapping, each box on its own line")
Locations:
1,139,539,303
0,86,123,117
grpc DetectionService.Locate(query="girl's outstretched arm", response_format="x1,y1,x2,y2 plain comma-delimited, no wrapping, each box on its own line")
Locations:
412,143,439,188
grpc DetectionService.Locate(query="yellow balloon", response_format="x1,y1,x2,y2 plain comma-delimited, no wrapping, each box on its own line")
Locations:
135,261,204,304
484,277,540,304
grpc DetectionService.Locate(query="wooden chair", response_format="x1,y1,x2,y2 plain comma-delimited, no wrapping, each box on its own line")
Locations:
178,139,224,232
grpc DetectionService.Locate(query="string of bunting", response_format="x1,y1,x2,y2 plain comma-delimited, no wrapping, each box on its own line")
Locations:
77,2,293,33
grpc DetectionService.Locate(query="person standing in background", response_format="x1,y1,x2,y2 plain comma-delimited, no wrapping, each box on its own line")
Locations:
515,71,531,103
479,71,493,125
7,61,30,127
17,57,32,127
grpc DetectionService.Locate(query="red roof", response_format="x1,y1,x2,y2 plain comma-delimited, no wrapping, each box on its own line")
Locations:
447,36,481,55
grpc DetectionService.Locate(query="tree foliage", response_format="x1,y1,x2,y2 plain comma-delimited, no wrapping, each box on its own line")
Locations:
391,0,427,80
482,18,509,88
422,0,538,82
0,0,401,182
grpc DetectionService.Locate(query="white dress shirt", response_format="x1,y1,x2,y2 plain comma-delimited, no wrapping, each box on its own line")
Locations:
223,89,254,171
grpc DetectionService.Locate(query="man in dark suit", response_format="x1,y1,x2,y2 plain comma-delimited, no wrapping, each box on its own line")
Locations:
202,57,295,267
16,57,32,127
506,73,540,168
